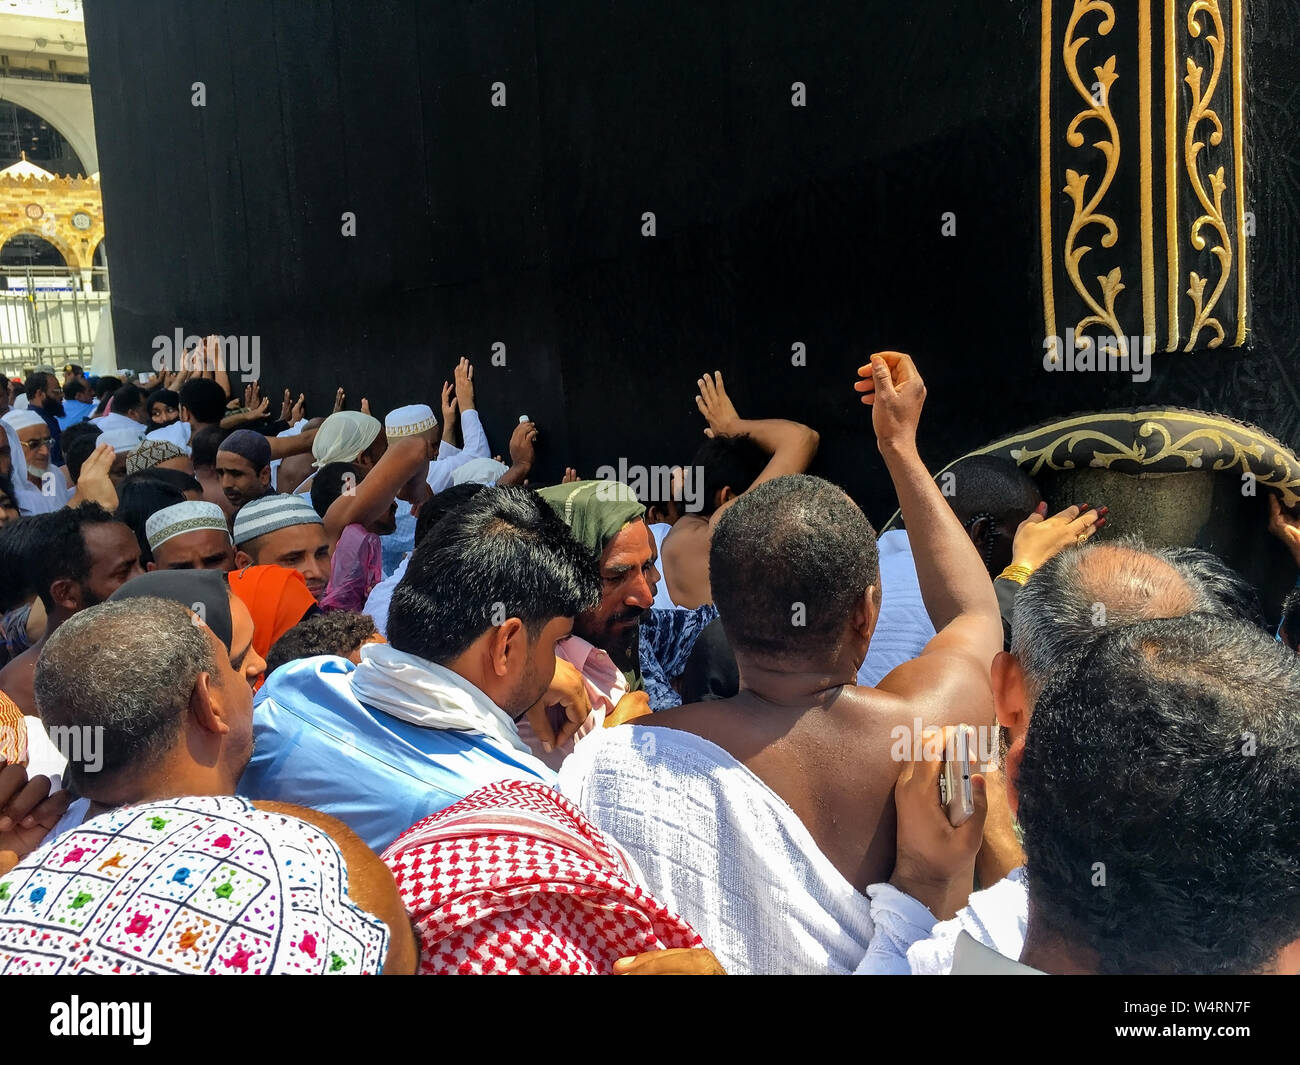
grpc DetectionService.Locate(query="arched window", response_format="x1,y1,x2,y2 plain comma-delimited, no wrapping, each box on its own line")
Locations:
0,232,67,270
0,101,86,176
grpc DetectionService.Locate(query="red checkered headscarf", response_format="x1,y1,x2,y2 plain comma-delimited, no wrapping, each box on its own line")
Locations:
382,780,702,974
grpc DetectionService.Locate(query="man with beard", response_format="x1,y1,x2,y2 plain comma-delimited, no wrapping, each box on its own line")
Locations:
239,486,600,851
215,428,274,514
145,500,236,572
1,410,72,513
5,590,417,975
538,480,717,711
0,504,143,714
22,373,65,466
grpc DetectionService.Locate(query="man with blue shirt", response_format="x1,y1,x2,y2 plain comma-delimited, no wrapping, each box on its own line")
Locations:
56,376,95,431
239,485,601,852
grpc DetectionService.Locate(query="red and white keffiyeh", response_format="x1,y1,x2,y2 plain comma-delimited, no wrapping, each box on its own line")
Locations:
382,779,702,974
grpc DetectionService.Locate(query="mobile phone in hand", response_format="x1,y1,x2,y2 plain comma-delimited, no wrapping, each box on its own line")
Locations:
938,724,977,827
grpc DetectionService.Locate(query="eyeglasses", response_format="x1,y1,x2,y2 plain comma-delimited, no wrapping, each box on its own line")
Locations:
21,436,53,450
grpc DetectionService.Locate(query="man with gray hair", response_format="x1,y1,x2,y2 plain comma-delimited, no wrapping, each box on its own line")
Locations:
860,534,1262,974
18,592,419,974
34,595,254,812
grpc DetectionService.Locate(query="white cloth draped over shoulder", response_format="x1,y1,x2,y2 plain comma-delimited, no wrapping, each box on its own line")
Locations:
558,724,875,975
2,419,71,514
349,642,542,765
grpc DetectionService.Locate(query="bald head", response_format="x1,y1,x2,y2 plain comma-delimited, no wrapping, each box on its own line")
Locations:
1072,543,1199,623
1012,537,1248,697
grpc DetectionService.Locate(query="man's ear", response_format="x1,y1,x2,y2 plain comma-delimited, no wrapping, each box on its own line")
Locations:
48,578,82,614
991,651,1030,739
258,465,271,490
992,652,1031,819
966,515,992,553
853,584,880,644
234,548,253,569
188,672,229,736
488,617,526,678
146,560,158,572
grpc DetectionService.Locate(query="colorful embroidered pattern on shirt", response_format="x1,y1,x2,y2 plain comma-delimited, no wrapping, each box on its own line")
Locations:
0,795,389,975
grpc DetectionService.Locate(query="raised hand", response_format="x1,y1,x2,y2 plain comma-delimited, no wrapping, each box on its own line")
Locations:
73,443,119,510
202,334,223,373
853,351,926,450
252,394,270,419
360,397,371,417
333,387,345,414
280,388,293,422
453,357,476,411
561,466,579,484
695,370,740,438
509,419,538,468
440,380,458,427
290,392,306,422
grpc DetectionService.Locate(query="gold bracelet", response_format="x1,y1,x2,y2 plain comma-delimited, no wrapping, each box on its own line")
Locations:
997,563,1035,586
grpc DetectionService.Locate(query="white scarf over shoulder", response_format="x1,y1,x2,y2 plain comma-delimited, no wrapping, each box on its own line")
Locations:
349,642,534,759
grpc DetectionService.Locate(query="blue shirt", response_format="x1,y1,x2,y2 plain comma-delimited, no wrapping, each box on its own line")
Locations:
640,603,718,710
56,399,94,431
238,655,556,853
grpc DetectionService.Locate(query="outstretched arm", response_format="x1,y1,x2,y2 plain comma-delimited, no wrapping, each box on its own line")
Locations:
856,353,1001,691
324,437,427,543
268,426,318,461
695,370,820,527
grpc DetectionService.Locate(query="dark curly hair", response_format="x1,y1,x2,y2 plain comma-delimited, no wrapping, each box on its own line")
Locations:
265,610,379,675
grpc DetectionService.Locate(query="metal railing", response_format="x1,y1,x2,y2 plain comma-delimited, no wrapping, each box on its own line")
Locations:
0,266,109,378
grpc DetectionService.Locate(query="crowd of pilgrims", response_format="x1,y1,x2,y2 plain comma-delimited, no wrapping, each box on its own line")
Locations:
0,345,1299,975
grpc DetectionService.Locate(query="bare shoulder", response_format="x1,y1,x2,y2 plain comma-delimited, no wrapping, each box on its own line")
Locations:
639,699,716,732
868,651,996,727
663,515,708,553
637,698,755,758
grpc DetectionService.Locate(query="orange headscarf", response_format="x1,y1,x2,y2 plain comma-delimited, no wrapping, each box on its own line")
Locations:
0,689,27,765
227,565,318,659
